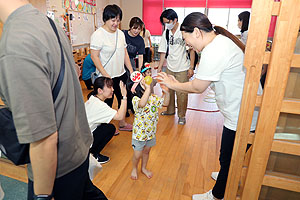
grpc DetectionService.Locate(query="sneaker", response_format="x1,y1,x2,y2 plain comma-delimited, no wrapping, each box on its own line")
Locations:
211,172,219,181
114,130,120,136
178,117,186,125
192,190,223,200
95,154,110,164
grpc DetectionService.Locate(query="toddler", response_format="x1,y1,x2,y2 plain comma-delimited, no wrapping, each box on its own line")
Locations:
130,66,170,179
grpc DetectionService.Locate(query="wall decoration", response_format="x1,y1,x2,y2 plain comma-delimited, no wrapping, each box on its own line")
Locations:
77,2,83,11
64,0,70,9
71,1,76,10
63,0,96,14
47,11,55,20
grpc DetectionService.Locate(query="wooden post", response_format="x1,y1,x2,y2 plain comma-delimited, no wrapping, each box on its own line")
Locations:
242,0,300,197
225,0,274,198
66,9,71,41
226,0,300,199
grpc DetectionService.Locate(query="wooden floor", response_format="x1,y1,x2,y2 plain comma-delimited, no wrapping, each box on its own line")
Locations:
0,66,224,200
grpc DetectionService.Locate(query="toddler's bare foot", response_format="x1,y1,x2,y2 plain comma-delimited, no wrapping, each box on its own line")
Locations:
131,168,138,180
142,168,153,179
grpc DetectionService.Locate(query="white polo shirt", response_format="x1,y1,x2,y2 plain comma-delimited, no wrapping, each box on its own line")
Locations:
90,27,127,78
196,35,262,131
85,95,117,132
158,24,190,72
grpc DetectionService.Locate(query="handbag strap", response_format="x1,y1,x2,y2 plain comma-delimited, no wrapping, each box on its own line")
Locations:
47,17,65,103
165,29,169,59
103,30,118,68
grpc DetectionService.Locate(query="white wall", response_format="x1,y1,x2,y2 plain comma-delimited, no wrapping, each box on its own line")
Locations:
29,0,47,14
96,0,109,28
49,0,65,18
106,0,143,30
120,0,143,30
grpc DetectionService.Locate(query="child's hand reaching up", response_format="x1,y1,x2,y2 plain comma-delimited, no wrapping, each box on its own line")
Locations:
138,79,151,108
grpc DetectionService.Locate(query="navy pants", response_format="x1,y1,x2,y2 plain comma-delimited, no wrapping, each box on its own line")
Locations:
90,123,115,156
212,126,252,199
28,155,107,200
212,126,236,199
143,47,152,63
83,78,93,90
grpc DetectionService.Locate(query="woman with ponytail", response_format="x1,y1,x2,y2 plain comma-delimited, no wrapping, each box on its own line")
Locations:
85,77,127,164
158,12,261,200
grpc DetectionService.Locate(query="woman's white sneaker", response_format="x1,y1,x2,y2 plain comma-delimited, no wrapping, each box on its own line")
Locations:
211,172,219,181
192,190,223,200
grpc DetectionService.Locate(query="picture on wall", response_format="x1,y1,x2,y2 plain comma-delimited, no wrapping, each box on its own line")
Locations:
63,0,96,14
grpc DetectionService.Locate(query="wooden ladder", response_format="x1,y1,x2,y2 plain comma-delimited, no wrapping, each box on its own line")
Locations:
225,0,300,199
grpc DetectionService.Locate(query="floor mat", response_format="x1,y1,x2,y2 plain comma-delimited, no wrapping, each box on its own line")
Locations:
0,175,27,200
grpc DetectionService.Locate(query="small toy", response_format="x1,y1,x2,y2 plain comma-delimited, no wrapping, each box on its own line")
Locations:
144,76,153,85
130,71,143,83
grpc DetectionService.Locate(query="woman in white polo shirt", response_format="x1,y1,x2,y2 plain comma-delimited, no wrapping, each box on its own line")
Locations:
85,77,127,164
90,4,133,132
158,12,261,200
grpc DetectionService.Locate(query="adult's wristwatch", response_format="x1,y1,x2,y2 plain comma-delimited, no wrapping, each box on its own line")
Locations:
122,96,127,100
33,194,53,200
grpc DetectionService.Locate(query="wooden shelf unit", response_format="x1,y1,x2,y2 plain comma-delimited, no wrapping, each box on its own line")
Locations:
225,0,300,199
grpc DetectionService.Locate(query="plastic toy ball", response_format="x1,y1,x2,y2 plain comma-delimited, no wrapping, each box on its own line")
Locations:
144,76,153,85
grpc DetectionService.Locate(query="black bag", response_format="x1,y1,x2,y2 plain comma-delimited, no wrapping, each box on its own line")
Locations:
0,107,30,165
0,17,65,165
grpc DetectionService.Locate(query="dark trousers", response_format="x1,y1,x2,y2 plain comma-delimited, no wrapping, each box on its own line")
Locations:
105,72,133,113
212,126,236,199
28,155,107,200
90,123,115,156
84,78,93,90
260,73,267,89
143,47,152,63
212,127,253,199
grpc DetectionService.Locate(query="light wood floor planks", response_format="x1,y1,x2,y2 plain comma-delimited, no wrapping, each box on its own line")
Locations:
0,67,224,200
85,70,224,200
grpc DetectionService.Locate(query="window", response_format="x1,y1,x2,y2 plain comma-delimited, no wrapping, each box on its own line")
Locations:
185,7,206,16
167,7,206,24
166,7,251,36
207,8,230,30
